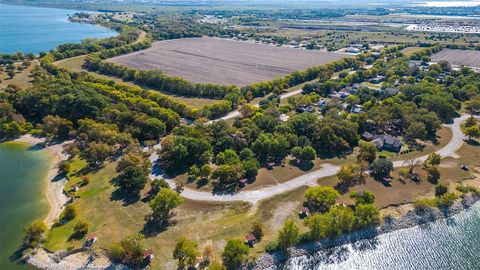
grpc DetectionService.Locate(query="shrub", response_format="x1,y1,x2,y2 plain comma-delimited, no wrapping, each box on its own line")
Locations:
108,243,126,263
435,184,448,197
73,220,89,238
62,204,77,221
265,241,278,253
413,197,437,210
436,192,457,207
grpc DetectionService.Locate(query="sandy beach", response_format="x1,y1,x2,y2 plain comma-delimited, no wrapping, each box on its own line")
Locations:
14,135,69,226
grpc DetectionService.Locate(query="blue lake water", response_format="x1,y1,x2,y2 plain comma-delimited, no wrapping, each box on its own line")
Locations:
0,142,53,270
0,4,117,54
277,203,480,270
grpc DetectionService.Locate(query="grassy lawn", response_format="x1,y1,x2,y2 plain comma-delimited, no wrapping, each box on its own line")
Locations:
44,155,311,268
54,56,221,108
0,61,38,89
401,47,424,57
389,126,452,161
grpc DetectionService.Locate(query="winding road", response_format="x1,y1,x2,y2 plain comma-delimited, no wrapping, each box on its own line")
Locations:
151,114,472,204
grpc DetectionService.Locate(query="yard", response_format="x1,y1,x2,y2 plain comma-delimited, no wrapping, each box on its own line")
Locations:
107,37,350,86
44,156,309,269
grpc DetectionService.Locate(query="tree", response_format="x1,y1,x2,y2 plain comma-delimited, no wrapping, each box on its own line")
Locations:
465,97,480,114
117,151,152,175
62,204,77,221
83,142,112,165
216,149,241,165
350,191,375,205
73,220,90,238
464,125,480,141
305,186,340,213
198,164,212,179
337,163,362,188
423,153,441,183
323,206,356,238
435,184,448,197
222,239,249,270
277,219,300,250
355,204,380,228
119,233,145,266
151,178,169,195
115,166,147,196
57,160,70,175
304,213,324,241
242,158,259,179
149,188,183,228
251,220,264,241
357,141,377,164
405,121,427,141
300,146,316,163
173,238,199,269
370,158,393,178
38,115,73,141
426,152,441,166
23,220,47,247
211,164,244,187
7,69,15,79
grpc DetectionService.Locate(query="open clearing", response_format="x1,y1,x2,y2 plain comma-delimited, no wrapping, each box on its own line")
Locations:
432,49,480,68
107,37,349,86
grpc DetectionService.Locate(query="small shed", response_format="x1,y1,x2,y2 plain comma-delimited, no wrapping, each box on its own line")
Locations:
144,249,154,261
85,233,97,247
239,178,248,186
299,207,310,219
245,234,257,247
71,185,79,192
267,162,275,170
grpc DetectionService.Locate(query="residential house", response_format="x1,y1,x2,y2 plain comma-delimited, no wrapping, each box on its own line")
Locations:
316,99,327,107
371,134,402,152
384,87,399,96
369,76,385,84
350,105,363,114
296,104,315,113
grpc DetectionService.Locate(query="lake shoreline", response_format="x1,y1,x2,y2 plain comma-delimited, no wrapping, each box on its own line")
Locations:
252,193,480,269
13,135,69,226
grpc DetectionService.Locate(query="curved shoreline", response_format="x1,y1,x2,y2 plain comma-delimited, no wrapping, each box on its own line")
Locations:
253,194,480,269
13,135,69,226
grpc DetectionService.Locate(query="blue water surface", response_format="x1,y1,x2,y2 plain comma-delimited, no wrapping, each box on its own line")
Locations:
0,4,116,54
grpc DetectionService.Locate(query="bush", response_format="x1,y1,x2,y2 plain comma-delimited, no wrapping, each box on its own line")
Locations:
265,241,278,253
436,192,457,207
413,197,437,210
62,204,77,222
73,220,89,238
435,184,448,197
456,185,480,194
108,243,126,263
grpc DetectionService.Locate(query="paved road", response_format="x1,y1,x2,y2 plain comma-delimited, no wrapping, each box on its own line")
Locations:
151,114,471,204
